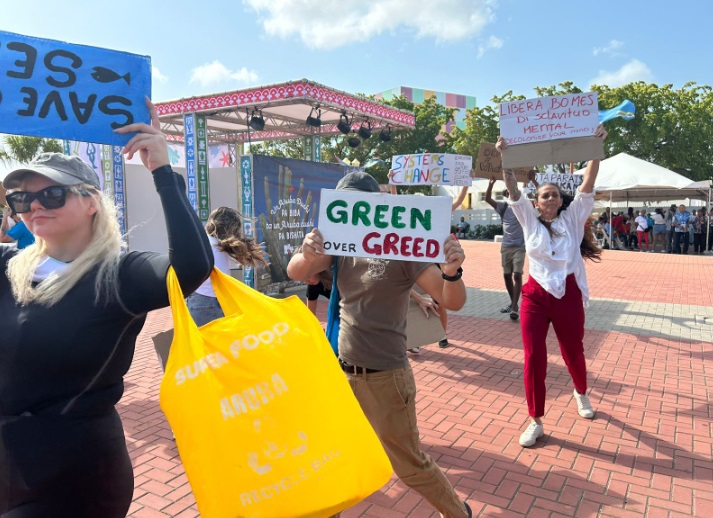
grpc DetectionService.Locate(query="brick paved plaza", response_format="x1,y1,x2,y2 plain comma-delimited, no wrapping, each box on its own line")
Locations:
123,242,713,517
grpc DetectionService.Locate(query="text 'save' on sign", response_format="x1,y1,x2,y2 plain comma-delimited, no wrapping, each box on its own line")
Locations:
499,92,604,169
318,189,452,263
0,30,151,146
390,153,473,186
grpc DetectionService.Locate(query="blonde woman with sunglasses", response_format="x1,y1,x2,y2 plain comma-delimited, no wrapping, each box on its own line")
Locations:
0,101,213,517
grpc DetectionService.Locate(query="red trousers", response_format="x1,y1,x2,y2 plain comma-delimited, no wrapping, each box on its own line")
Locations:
520,274,587,417
637,230,650,250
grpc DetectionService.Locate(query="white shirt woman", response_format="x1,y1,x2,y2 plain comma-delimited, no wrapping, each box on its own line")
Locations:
498,125,607,450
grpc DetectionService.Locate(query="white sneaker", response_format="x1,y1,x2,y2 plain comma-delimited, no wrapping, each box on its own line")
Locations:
407,347,420,354
573,390,595,419
519,421,544,447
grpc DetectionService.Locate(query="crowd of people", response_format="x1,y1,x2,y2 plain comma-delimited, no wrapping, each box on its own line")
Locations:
595,204,712,254
0,115,698,517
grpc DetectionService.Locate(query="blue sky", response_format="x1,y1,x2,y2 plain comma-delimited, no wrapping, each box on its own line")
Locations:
1,0,710,108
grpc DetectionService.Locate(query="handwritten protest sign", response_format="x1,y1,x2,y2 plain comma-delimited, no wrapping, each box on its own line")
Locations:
499,92,604,169
500,92,600,145
318,190,451,263
472,142,531,183
536,172,583,195
0,30,151,146
390,153,472,186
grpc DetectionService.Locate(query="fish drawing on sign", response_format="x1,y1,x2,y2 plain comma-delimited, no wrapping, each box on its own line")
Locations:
91,66,131,85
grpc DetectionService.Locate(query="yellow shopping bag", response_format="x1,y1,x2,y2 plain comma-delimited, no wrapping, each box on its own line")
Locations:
159,268,393,518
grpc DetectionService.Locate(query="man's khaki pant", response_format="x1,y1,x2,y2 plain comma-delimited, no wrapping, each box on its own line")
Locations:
340,364,469,518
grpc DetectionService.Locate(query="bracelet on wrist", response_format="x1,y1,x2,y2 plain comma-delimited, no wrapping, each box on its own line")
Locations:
441,267,463,282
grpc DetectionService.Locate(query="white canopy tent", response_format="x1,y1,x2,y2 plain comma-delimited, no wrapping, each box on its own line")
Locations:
574,153,712,248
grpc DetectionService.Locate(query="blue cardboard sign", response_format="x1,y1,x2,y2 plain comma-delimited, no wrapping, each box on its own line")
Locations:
0,30,151,146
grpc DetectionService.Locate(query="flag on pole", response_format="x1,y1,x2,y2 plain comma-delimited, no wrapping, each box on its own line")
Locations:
599,100,636,123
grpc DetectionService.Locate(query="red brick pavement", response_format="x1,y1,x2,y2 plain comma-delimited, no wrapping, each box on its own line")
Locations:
461,241,713,306
124,242,713,517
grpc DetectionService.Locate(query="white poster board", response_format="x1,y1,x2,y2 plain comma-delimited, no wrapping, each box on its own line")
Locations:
390,153,473,186
499,92,600,145
318,190,451,263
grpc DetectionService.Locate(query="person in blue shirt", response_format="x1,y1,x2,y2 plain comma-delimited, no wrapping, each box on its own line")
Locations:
672,204,692,254
1,207,35,249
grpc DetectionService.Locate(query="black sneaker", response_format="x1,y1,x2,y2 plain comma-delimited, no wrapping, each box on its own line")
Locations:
438,339,449,348
464,501,472,518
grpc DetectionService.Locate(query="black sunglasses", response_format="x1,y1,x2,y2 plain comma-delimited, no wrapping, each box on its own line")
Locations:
6,186,88,214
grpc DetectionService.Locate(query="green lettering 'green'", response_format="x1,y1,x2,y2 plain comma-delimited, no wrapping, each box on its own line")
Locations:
352,201,372,226
410,208,431,230
374,205,389,229
391,206,406,229
326,200,348,224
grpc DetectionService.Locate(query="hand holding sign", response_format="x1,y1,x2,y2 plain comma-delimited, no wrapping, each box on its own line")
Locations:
441,235,465,277
300,228,326,261
412,291,439,318
318,190,451,263
116,98,169,171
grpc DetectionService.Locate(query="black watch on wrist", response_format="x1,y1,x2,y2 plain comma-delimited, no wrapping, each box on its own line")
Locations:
441,267,463,282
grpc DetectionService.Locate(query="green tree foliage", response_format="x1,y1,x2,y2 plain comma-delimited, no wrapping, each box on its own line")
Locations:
0,135,63,164
594,81,713,181
449,81,713,181
445,90,524,162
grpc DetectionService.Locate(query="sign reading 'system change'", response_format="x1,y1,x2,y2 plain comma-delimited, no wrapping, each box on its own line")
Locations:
0,30,151,146
390,153,473,186
318,190,451,263
499,92,599,146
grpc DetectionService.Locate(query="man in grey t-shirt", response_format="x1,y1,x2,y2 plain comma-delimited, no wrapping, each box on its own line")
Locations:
485,175,534,320
287,172,472,518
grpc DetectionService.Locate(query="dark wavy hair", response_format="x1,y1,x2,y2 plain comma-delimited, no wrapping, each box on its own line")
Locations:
205,207,268,268
535,183,602,262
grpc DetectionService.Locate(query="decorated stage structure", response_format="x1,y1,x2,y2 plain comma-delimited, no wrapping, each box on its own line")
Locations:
63,79,416,293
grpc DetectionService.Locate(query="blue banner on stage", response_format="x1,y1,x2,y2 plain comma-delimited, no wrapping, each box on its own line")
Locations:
251,155,349,292
0,30,151,146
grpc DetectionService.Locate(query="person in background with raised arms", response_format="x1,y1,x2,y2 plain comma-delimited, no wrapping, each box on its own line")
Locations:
0,100,213,517
485,172,538,320
288,172,472,517
497,125,606,448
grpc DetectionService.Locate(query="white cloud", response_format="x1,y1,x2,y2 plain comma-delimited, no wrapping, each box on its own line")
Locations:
590,59,653,87
593,39,624,56
477,35,503,58
189,61,259,87
244,0,497,49
152,66,168,83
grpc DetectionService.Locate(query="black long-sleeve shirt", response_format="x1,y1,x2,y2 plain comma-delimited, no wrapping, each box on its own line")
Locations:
0,165,213,419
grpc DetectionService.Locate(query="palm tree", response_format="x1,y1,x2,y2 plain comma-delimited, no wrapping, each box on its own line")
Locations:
0,135,63,165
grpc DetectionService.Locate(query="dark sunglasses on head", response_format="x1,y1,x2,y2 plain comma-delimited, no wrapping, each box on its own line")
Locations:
6,185,88,214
